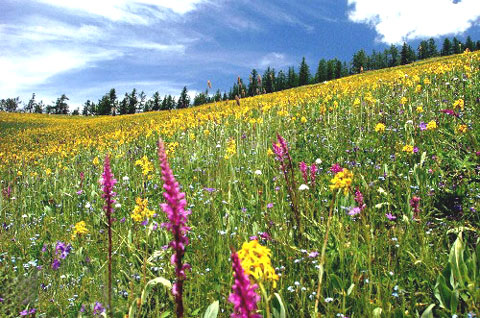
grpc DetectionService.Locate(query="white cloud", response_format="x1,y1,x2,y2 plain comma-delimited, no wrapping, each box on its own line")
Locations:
0,49,121,97
259,52,289,68
347,0,480,43
32,0,208,24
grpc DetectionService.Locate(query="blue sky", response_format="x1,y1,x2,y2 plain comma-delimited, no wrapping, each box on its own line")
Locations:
1,0,480,110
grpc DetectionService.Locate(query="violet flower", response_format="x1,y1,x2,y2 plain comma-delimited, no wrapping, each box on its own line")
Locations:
330,164,343,174
158,139,191,318
386,213,397,221
310,163,317,185
440,109,459,117
101,155,117,316
354,188,366,211
410,196,421,219
93,302,105,315
229,250,261,318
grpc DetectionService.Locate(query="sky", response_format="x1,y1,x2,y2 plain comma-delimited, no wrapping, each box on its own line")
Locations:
1,0,480,110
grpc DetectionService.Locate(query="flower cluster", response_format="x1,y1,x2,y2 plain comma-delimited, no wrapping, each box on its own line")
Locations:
453,98,464,111
229,250,261,318
131,197,155,223
225,138,237,160
238,240,279,287
375,123,386,133
135,155,154,178
52,241,72,270
72,221,89,240
299,161,317,185
329,169,354,194
402,144,418,154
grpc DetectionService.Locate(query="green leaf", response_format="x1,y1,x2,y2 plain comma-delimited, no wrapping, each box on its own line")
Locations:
141,277,172,305
347,283,355,296
160,311,171,318
271,293,286,318
203,300,219,318
434,274,451,309
420,304,435,318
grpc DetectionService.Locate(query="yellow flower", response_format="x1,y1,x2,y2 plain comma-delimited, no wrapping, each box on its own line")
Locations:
238,240,279,287
189,133,195,140
423,78,431,85
131,197,155,223
400,97,408,105
415,84,422,93
17,170,23,176
267,148,274,156
300,116,307,123
204,129,210,136
353,98,361,107
72,221,89,239
329,169,353,194
45,168,52,176
375,123,386,133
453,99,464,111
457,124,468,133
93,156,100,166
402,144,414,154
426,120,437,131
135,155,154,177
416,106,424,113
224,138,236,160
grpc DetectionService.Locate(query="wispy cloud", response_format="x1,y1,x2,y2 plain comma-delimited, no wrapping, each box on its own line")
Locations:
347,0,480,44
259,52,290,68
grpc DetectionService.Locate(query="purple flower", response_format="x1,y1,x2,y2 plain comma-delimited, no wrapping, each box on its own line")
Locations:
0,297,4,303
259,232,271,241
93,302,105,315
299,162,308,184
310,164,317,185
413,147,419,153
55,241,72,259
348,207,361,216
101,156,117,216
386,213,396,221
440,109,458,117
19,308,36,316
354,188,366,211
266,203,273,209
308,251,319,258
204,187,216,193
249,236,258,241
76,189,84,195
51,259,60,270
228,250,261,318
330,163,343,174
419,122,427,131
158,139,191,317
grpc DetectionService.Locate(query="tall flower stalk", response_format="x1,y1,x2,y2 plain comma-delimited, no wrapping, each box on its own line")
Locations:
229,249,262,318
158,139,191,318
272,133,302,241
101,155,117,317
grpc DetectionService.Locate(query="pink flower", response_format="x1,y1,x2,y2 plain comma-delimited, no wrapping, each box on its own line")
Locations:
348,207,361,216
299,162,308,184
440,109,458,117
228,250,261,318
330,163,343,174
158,139,191,317
385,213,396,221
310,163,317,185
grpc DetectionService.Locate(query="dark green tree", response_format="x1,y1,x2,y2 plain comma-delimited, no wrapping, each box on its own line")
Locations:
276,70,287,90
465,36,474,51
34,101,44,114
441,38,452,56
388,44,399,66
127,89,138,114
315,59,327,83
177,86,190,109
287,67,297,88
150,92,161,111
119,93,129,115
452,37,462,54
54,94,69,114
298,57,311,86
97,94,112,115
427,38,438,57
352,49,367,73
326,60,336,80
262,67,275,93
335,59,342,78
248,69,259,96
0,97,21,112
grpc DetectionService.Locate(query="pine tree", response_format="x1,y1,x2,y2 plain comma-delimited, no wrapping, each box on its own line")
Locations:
465,36,474,51
109,89,117,115
248,69,259,96
54,94,69,114
127,89,137,114
315,59,327,83
326,60,335,80
287,67,297,88
388,44,399,66
262,67,275,93
452,37,462,54
352,49,367,73
82,100,91,116
25,93,36,113
427,38,438,57
417,41,428,60
151,92,161,111
335,59,342,79
119,93,129,115
298,57,311,86
276,70,287,90
34,101,44,114
97,94,112,115
401,42,409,65
441,38,452,56
177,86,190,109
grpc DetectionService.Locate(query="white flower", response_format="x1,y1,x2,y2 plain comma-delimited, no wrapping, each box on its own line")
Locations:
254,170,262,175
115,203,122,209
299,184,309,191
85,202,91,209
122,176,129,181
315,158,322,164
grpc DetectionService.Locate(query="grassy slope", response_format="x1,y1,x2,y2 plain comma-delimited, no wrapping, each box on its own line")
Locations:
1,52,480,317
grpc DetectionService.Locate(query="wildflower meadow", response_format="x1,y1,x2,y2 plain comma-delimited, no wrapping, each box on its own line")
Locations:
1,51,480,318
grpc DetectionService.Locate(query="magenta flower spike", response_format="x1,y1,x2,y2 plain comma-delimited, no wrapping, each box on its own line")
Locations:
158,139,191,318
299,161,308,184
101,155,117,317
310,163,317,185
229,250,262,318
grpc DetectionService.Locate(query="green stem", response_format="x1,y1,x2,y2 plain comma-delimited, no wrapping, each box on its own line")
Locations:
258,282,271,318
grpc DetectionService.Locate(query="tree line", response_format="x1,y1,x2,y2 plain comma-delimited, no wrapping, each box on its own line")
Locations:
2,35,480,115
